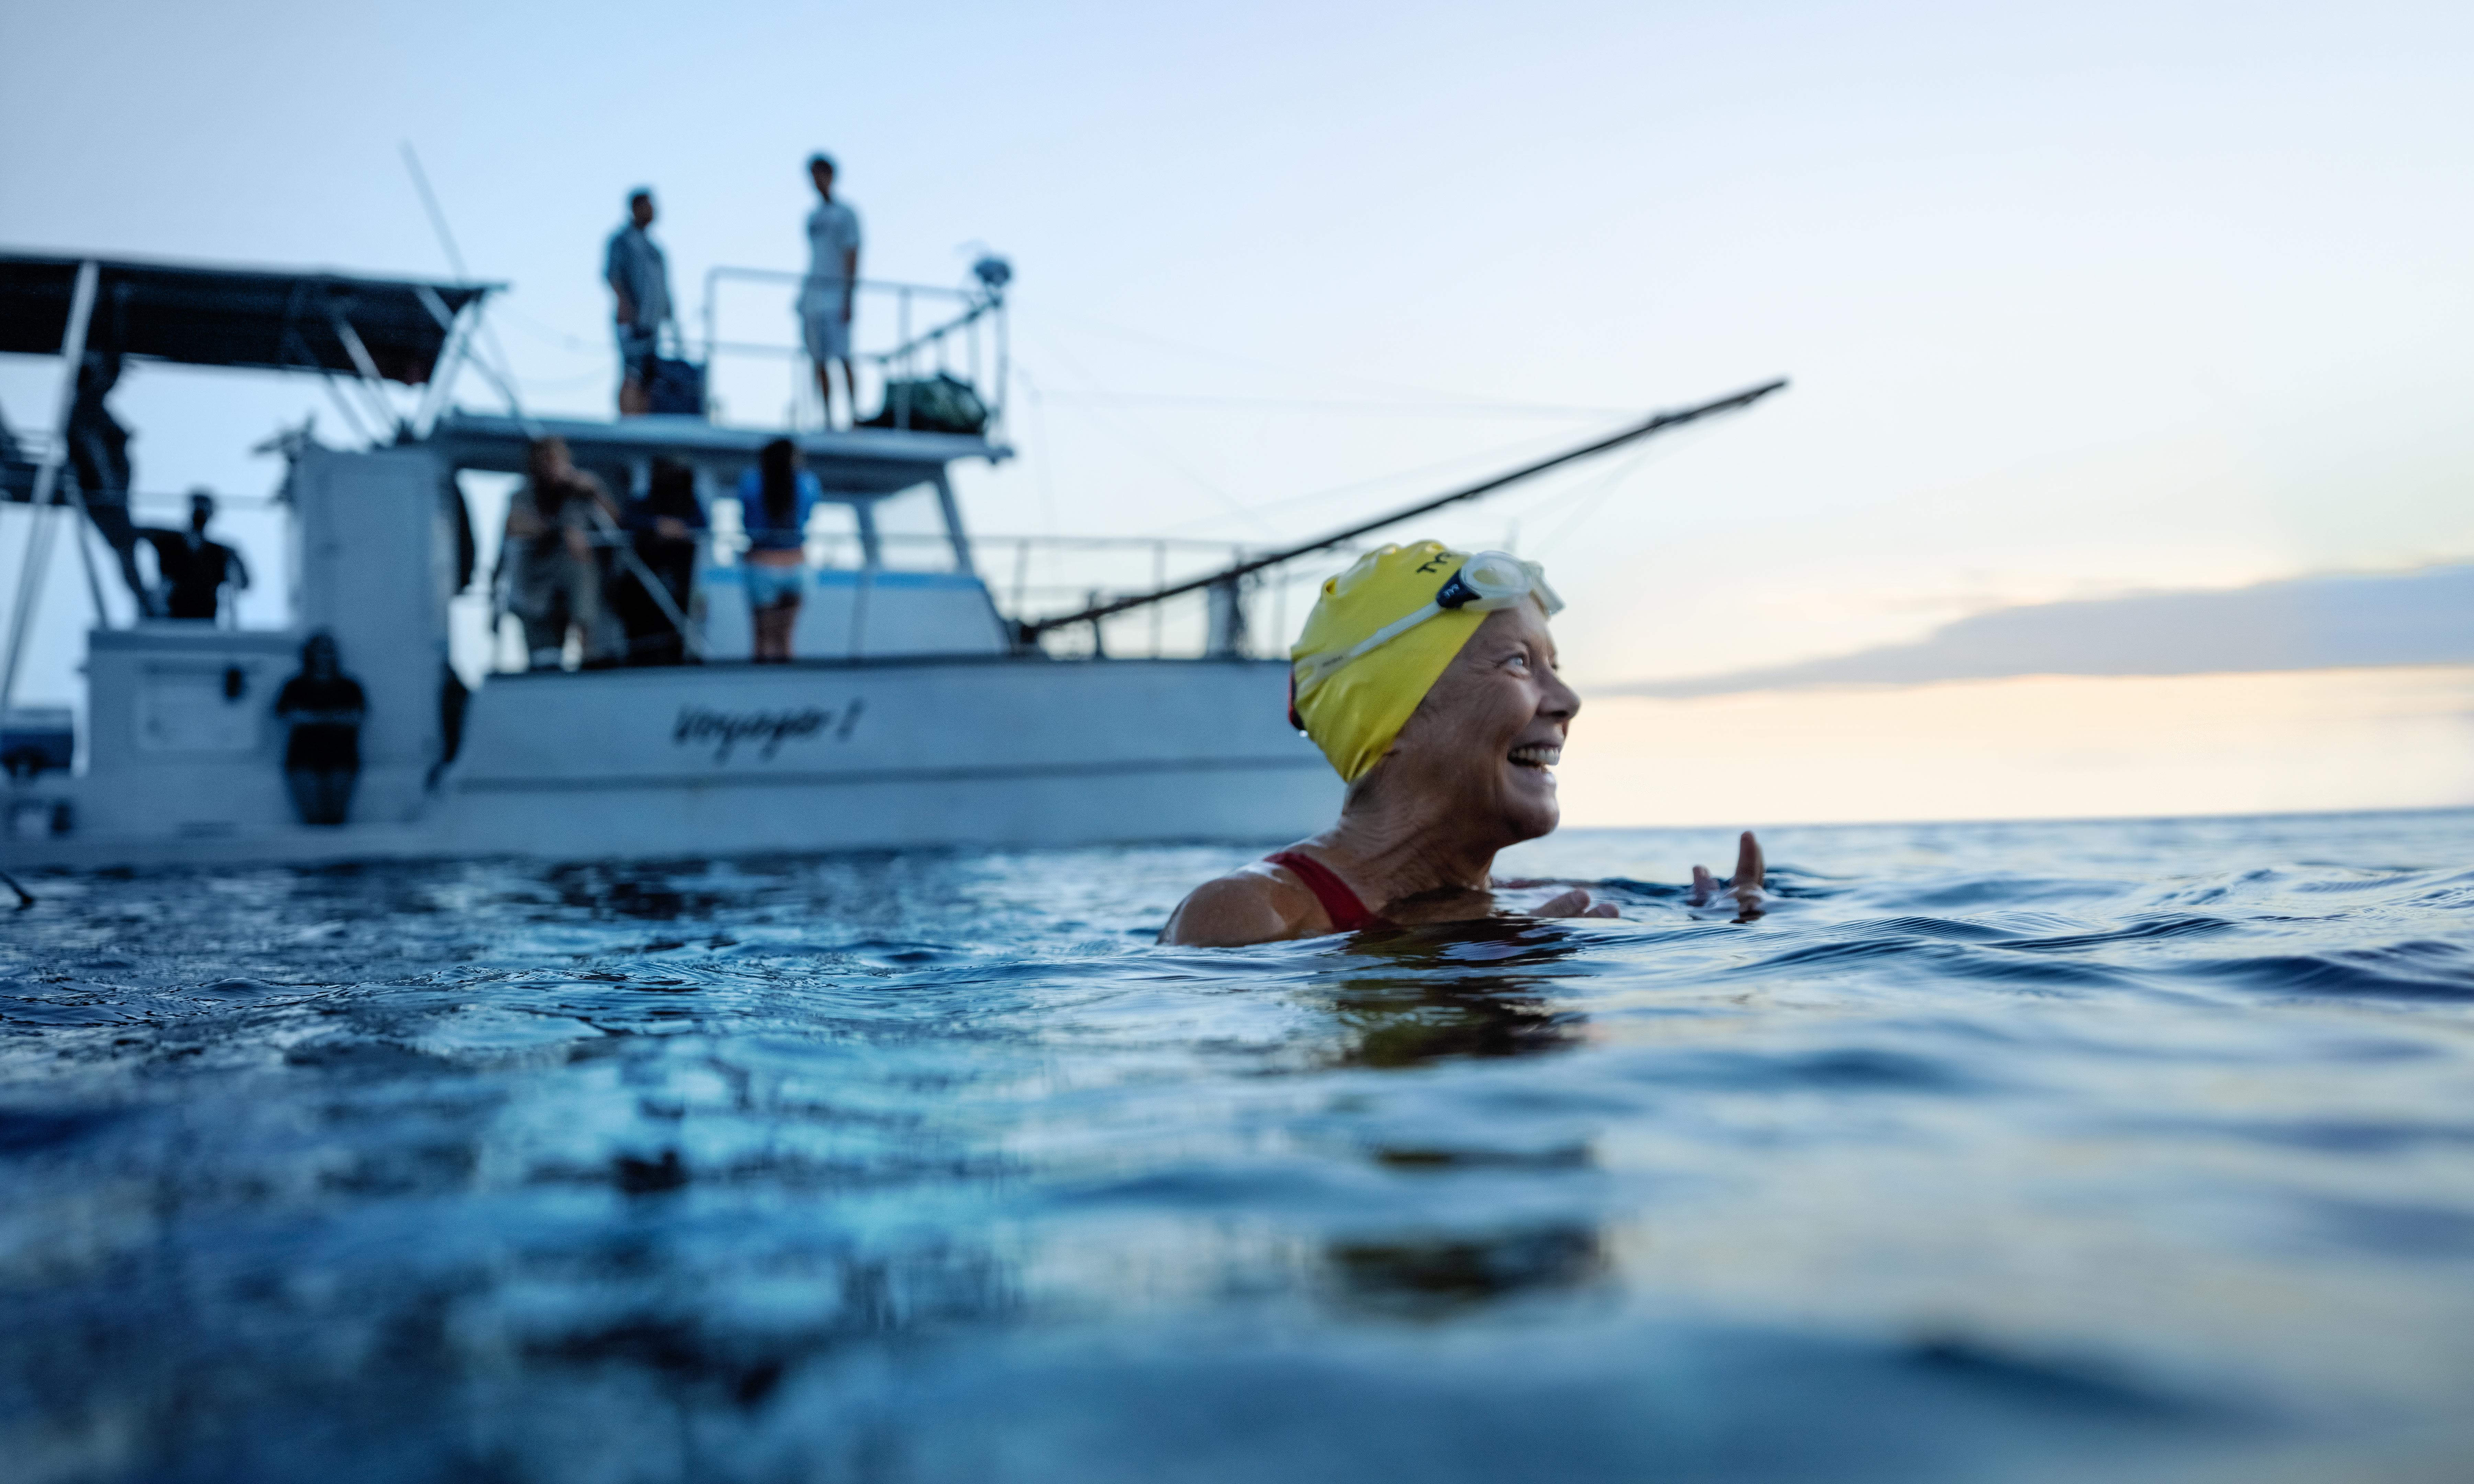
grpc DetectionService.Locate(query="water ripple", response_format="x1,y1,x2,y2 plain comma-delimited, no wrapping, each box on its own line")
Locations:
1,810,2471,1481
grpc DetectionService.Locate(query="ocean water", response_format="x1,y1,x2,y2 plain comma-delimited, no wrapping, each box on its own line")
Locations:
4,810,2473,1483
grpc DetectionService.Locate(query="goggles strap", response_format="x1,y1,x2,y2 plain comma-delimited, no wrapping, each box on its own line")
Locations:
1294,600,1442,690
1292,553,1557,693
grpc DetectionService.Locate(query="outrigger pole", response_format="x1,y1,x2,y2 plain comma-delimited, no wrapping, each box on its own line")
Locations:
1014,376,1788,648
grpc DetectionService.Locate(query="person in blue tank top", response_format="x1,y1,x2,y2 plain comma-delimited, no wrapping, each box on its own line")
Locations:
736,438,822,662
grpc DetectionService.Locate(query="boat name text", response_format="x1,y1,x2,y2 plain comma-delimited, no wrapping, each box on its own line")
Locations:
673,701,865,762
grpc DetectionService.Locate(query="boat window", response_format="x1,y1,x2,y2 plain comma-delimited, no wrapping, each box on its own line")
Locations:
798,499,861,566
870,483,966,572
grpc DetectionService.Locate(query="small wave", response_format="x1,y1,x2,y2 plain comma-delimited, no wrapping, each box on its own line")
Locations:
1998,915,2240,954
2185,946,2474,1000
3,811,2471,1480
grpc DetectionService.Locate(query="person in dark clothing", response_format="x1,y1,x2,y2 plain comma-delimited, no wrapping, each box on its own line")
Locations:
612,457,704,665
504,436,622,668
65,347,158,616
140,491,251,621
275,632,366,826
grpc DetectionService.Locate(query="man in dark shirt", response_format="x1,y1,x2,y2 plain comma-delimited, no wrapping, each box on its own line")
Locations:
275,632,366,827
612,457,705,665
142,491,250,621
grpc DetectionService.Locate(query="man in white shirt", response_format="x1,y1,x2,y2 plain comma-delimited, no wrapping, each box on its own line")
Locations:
800,154,862,429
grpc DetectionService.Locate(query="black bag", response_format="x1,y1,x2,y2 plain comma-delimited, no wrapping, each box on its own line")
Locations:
646,357,705,416
860,372,989,435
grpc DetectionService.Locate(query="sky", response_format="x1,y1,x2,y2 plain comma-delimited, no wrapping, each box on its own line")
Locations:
4,0,2470,821
1630,564,2474,694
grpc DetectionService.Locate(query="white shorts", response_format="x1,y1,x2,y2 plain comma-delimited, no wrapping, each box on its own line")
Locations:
801,306,851,362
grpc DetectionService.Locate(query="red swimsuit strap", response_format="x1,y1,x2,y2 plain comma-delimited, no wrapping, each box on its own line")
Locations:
1264,850,1390,934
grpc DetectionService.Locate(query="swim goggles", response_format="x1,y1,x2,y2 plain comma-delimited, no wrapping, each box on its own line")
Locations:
1292,550,1564,692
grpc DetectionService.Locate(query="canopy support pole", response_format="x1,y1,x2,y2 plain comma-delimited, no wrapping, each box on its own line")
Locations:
932,471,975,576
410,290,474,438
280,327,378,446
327,309,405,438
854,501,883,570
1204,574,1250,659
62,492,110,628
1,260,101,719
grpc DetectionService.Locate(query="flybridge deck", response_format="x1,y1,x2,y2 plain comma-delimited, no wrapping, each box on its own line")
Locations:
0,245,1782,869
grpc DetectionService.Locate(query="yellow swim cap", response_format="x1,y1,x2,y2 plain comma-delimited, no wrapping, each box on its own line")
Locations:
1289,542,1562,784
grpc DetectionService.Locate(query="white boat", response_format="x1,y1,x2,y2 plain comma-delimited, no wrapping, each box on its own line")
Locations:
0,251,1778,870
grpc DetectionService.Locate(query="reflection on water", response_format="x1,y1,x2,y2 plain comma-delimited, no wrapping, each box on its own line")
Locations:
1329,1225,1607,1314
3,813,2474,1481
1329,921,1593,1067
1335,983,1582,1068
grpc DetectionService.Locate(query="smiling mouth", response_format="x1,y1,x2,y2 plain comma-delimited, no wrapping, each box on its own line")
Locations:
1509,744,1562,769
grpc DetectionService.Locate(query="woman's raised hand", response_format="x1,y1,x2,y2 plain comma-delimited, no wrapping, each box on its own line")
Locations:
1687,831,1766,920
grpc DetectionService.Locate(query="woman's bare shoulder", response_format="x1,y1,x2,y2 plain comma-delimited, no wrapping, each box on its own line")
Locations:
1158,861,1321,947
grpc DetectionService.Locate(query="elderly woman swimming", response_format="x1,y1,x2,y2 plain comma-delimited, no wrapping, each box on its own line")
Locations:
1161,542,1764,946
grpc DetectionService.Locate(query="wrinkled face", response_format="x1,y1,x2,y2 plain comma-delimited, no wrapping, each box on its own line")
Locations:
1379,602,1578,842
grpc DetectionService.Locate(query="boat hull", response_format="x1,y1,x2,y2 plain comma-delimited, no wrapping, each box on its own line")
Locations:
0,657,1340,869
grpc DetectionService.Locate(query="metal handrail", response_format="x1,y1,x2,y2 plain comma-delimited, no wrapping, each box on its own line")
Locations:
482,524,1358,663
700,266,980,300
695,266,1007,433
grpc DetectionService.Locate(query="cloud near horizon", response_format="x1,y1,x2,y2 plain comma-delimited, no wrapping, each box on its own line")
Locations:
1607,564,2474,698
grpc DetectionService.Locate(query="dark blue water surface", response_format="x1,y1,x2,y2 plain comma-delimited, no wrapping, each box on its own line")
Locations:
5,810,2474,1482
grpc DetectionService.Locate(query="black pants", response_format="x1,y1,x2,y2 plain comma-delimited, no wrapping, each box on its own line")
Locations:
612,554,696,666
286,768,357,827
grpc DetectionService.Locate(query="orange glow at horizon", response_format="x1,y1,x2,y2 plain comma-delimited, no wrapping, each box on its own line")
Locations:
1559,666,2474,828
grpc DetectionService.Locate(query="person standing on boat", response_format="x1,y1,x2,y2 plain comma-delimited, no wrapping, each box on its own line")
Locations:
800,154,862,429
65,344,158,616
275,632,366,827
735,438,820,662
613,457,705,665
504,437,622,669
1160,543,1764,945
605,188,675,418
138,490,250,622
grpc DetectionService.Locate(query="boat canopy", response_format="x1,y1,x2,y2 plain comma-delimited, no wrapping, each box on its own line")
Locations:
0,254,495,384
424,412,1007,497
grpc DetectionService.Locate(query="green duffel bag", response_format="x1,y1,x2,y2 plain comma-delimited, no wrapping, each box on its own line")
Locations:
861,372,990,435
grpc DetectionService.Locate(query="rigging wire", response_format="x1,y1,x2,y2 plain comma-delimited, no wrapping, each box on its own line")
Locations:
489,306,611,358
1027,391,1627,417
1149,417,1639,538
1026,303,1631,414
1011,323,1280,540
1524,439,1670,558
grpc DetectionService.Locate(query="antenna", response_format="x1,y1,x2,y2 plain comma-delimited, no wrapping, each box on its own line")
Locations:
397,142,536,434
400,142,472,282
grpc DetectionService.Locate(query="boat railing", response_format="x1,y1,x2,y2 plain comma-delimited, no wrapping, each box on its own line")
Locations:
694,263,1007,436
483,528,1364,670
966,533,1368,662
